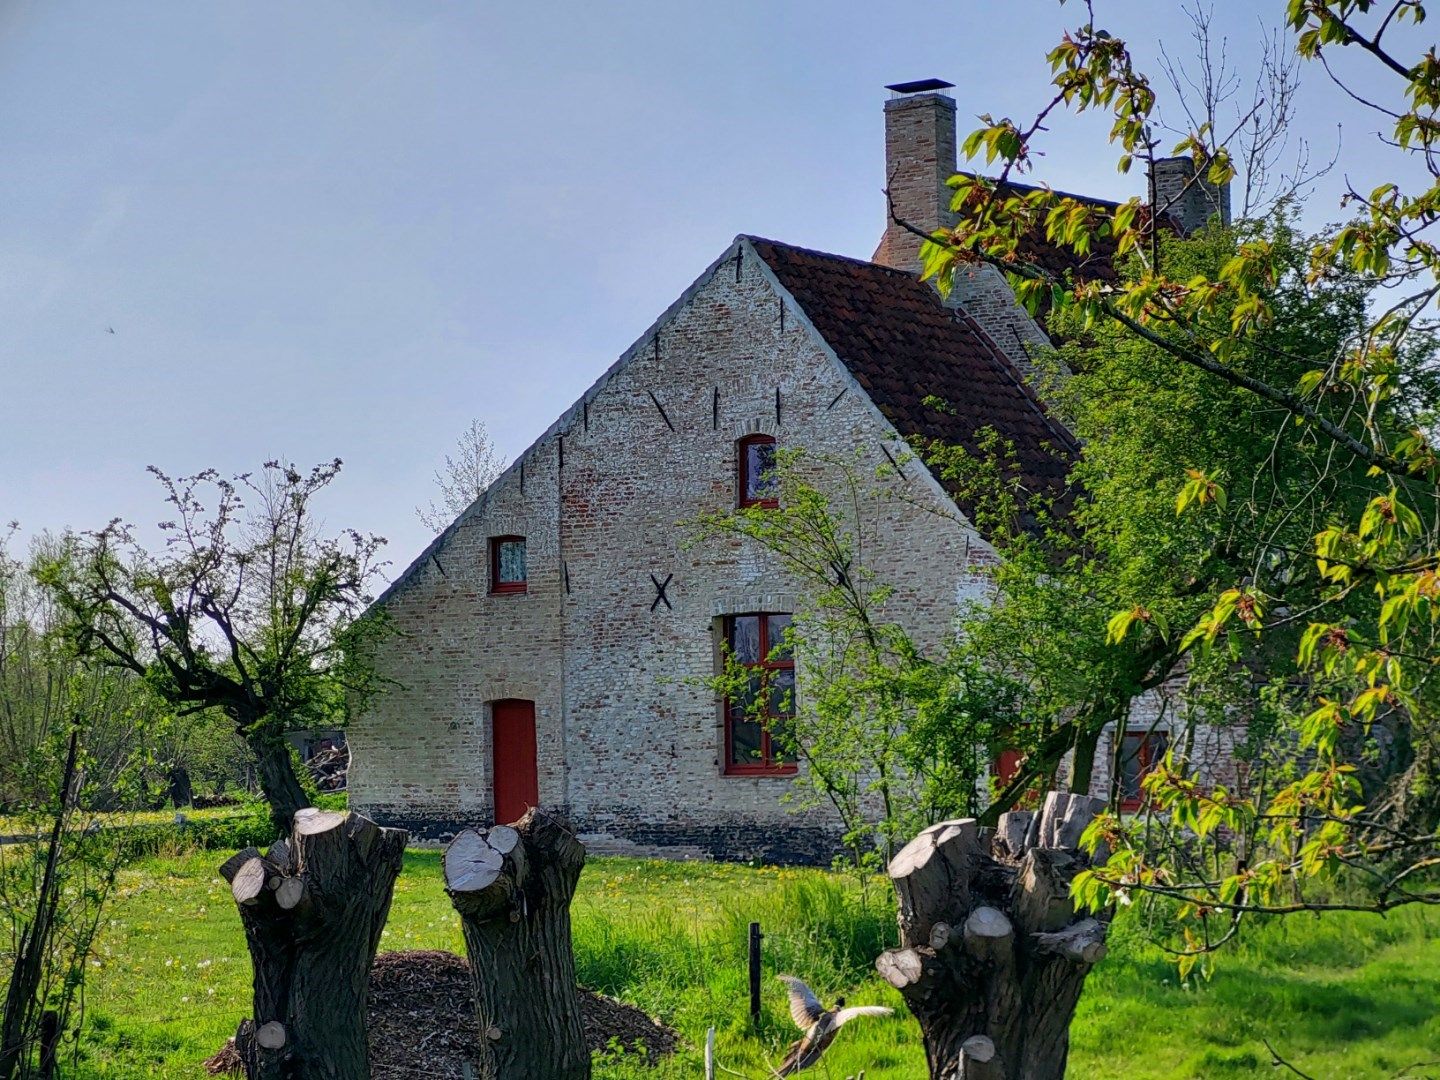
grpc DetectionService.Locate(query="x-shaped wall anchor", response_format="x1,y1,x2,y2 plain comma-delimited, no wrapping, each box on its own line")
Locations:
650,573,674,611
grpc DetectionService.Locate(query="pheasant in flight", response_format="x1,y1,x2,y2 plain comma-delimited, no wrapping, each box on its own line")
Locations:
775,975,893,1076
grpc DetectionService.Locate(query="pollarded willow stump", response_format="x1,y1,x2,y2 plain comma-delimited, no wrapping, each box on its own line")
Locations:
876,792,1111,1080
444,808,591,1080
219,807,408,1080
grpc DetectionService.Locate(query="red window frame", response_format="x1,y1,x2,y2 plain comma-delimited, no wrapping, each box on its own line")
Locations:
1118,730,1168,811
994,748,1023,787
990,747,1042,810
722,613,797,775
737,434,779,509
489,535,527,594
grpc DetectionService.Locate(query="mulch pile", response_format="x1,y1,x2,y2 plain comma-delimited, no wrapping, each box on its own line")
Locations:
204,949,678,1077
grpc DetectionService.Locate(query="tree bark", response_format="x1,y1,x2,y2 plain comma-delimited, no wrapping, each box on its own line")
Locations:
0,730,78,1080
444,810,591,1080
876,792,1111,1080
247,731,312,836
220,808,407,1080
168,765,194,809
1068,724,1101,797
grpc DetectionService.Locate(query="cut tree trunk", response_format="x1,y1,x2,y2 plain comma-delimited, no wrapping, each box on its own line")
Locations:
876,792,1111,1080
444,809,590,1080
220,808,407,1080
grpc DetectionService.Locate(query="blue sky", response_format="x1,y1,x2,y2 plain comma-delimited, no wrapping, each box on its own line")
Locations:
0,1,1422,574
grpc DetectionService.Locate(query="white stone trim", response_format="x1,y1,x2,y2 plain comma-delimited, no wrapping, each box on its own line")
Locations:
710,592,800,617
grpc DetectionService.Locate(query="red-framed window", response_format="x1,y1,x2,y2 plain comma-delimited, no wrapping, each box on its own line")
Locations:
489,536,527,594
990,747,1042,810
1117,730,1169,811
723,613,796,774
994,748,1023,787
737,434,778,508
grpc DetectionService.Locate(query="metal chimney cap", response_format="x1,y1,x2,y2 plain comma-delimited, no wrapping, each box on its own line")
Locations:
884,78,955,95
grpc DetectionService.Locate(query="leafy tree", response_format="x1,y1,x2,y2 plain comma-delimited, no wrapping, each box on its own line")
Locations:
40,460,389,833
0,529,165,811
933,218,1402,826
695,451,990,871
0,530,154,1080
913,0,1440,951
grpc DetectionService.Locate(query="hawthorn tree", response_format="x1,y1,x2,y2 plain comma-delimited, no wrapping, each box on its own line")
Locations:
41,460,388,833
909,0,1440,967
40,460,404,1080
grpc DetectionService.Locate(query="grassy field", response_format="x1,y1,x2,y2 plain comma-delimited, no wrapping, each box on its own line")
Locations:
0,804,250,836
63,847,1440,1079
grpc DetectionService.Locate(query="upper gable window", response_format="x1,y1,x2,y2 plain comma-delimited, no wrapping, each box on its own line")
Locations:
490,536,527,594
737,434,778,508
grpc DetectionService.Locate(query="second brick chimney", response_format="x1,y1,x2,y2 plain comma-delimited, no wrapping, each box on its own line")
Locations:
1150,155,1231,235
873,79,957,273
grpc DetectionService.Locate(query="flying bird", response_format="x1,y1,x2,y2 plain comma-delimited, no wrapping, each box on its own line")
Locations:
775,975,892,1076
105,326,115,334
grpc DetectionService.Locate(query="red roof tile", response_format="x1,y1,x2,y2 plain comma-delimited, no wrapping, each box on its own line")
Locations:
748,237,1076,525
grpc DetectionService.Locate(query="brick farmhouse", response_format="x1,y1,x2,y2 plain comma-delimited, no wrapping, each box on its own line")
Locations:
347,81,1234,861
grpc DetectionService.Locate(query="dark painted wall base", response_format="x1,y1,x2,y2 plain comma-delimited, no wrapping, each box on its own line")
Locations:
352,802,843,867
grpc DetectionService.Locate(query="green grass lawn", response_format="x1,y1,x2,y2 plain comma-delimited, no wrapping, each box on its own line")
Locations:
65,847,1440,1078
0,804,250,837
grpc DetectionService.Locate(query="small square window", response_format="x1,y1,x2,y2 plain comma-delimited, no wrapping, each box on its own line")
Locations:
738,435,778,508
490,536,527,594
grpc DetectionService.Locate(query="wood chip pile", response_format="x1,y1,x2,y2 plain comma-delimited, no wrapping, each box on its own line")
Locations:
204,949,679,1076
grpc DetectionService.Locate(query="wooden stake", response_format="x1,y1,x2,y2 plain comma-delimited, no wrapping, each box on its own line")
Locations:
748,922,762,1029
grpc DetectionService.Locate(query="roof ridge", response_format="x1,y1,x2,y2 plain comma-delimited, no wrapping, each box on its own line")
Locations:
737,235,919,278
957,171,1123,211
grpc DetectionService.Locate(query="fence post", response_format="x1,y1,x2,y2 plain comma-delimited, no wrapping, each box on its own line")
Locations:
705,1027,716,1080
748,921,763,1028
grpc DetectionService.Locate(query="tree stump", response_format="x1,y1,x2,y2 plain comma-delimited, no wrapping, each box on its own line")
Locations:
219,808,407,1080
876,792,1110,1080
168,765,193,809
444,809,590,1080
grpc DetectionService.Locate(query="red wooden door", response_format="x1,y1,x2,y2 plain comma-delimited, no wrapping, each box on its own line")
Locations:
491,699,538,825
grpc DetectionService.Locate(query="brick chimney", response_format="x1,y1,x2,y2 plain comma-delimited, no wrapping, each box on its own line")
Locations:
1149,155,1231,235
873,79,957,273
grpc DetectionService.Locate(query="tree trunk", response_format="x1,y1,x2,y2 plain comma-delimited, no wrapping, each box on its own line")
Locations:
1068,724,1102,797
0,730,78,1080
168,765,194,809
247,733,312,837
220,808,407,1080
444,809,590,1080
876,792,1111,1080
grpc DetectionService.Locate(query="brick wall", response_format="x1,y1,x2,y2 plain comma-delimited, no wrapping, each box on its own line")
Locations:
348,238,995,861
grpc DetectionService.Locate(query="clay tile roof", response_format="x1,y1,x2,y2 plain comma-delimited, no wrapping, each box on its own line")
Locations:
961,174,1124,288
747,237,1077,524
